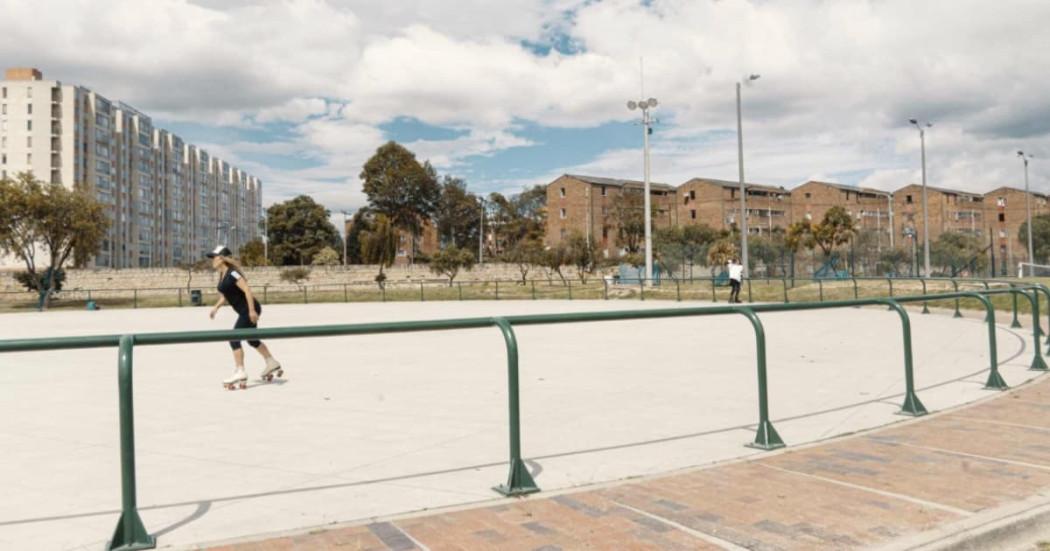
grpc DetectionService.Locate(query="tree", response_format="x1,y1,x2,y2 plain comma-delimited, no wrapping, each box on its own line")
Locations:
654,225,719,279
931,231,987,276
361,214,398,287
312,246,341,267
486,186,546,256
0,173,109,310
540,244,570,285
877,248,911,276
280,267,311,289
429,245,476,286
239,238,268,267
785,206,855,258
502,238,545,284
345,208,373,264
706,239,737,274
1018,214,1050,264
609,190,647,253
565,232,600,283
360,141,440,263
267,195,342,266
434,176,480,249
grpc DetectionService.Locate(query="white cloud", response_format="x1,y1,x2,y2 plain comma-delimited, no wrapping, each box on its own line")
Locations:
3,0,1048,209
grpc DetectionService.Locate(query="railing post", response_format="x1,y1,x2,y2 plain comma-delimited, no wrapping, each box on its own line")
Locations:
710,277,716,302
852,277,859,300
602,278,607,301
676,280,681,302
1010,283,1022,328
951,279,962,318
381,284,386,302
420,282,425,302
177,288,182,307
818,279,824,302
921,279,930,314
641,278,645,301
133,289,138,309
108,335,156,551
746,278,753,303
343,283,348,303
263,284,268,303
492,318,540,497
458,282,463,301
532,280,537,300
495,280,500,301
782,277,789,303
1021,289,1049,371
303,286,308,304
741,309,786,450
567,280,572,300
968,292,1008,390
882,300,928,416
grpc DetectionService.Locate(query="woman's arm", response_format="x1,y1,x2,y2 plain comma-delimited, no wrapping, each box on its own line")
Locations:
236,278,259,323
210,295,226,319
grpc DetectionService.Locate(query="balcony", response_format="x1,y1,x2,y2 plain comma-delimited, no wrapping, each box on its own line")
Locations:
51,104,61,119
51,137,60,151
50,121,61,135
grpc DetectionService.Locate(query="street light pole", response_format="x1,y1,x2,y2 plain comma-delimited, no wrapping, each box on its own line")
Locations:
479,197,485,264
910,119,933,277
737,74,760,277
1019,151,1035,270
627,96,659,284
340,210,351,267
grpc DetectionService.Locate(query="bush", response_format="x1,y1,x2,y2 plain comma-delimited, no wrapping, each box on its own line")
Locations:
280,267,311,285
311,246,340,266
15,268,65,293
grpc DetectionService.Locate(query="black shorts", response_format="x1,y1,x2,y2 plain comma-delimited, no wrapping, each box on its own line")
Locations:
229,304,262,350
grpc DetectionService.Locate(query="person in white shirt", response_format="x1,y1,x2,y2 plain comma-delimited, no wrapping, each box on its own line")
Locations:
728,258,744,303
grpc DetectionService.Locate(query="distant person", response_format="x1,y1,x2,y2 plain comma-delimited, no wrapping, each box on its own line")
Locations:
728,258,744,304
207,246,283,390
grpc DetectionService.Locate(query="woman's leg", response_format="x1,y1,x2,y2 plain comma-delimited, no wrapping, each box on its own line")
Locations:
232,346,245,367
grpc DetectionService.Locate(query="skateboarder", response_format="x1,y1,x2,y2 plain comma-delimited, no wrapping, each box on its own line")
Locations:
728,258,743,304
207,246,283,390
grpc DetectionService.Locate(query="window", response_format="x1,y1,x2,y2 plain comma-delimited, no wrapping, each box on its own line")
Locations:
1,136,5,148
26,120,31,131
26,137,31,148
1,104,5,115
683,195,689,205
26,87,32,98
600,186,607,196
998,213,1005,222
560,208,567,219
906,195,913,204
690,209,696,220
805,192,811,199
602,227,608,239
690,190,696,200
1,153,5,165
1,87,5,99
26,153,32,164
27,103,32,115
997,197,1005,207
559,187,566,198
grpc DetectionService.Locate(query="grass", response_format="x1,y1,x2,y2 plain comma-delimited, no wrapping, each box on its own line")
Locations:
2,277,1049,317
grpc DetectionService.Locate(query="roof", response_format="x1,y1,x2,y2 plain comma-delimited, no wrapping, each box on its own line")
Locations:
798,180,890,197
894,183,984,198
984,185,1050,199
562,174,676,192
682,177,789,194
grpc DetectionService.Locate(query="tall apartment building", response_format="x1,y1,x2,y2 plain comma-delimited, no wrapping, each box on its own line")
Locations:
545,174,677,257
793,181,894,247
0,67,261,268
984,186,1050,269
677,177,791,235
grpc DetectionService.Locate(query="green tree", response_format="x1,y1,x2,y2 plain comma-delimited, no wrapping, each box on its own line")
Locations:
429,245,476,286
239,238,268,267
360,141,440,263
434,176,481,249
502,238,545,284
1018,214,1050,264
0,173,109,310
931,231,987,276
361,214,398,286
565,232,600,283
785,206,855,258
486,186,547,256
608,190,648,253
267,195,342,266
877,247,911,276
540,244,570,285
312,246,341,267
654,224,719,278
344,208,373,264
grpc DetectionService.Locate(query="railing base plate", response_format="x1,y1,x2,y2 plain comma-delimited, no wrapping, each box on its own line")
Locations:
898,392,928,416
983,370,1010,390
1030,355,1049,372
493,459,540,497
107,511,155,551
746,421,786,450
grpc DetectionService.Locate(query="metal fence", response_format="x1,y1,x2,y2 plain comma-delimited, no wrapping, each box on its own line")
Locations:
1,283,1048,550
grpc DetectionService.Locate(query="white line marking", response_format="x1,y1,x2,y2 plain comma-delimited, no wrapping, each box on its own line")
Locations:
611,500,751,550
758,463,973,517
948,415,1050,433
869,439,1050,472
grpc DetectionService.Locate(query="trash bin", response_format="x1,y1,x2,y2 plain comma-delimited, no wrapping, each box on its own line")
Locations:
86,300,98,311
190,289,203,306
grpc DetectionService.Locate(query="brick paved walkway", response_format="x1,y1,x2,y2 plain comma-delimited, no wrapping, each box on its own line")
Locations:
207,375,1050,550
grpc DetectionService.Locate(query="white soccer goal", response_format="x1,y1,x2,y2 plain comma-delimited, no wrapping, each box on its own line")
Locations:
1018,262,1050,278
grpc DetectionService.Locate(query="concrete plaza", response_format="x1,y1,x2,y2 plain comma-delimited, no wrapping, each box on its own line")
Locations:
0,300,1039,550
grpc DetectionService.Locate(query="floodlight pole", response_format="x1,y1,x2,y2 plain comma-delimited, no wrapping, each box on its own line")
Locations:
737,75,760,277
1020,152,1034,270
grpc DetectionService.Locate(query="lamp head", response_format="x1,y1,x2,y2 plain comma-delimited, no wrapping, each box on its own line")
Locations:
748,74,761,81
909,119,918,125
647,97,658,107
627,100,638,110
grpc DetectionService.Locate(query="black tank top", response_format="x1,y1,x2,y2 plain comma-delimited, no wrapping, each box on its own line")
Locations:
217,269,260,316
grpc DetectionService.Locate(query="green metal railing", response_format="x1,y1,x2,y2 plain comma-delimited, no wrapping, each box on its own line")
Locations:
0,285,1047,550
